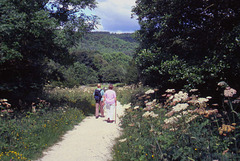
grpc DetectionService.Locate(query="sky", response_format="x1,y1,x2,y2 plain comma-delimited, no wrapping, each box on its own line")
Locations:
89,0,140,33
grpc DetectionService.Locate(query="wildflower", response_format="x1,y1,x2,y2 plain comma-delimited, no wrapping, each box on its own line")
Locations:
190,89,198,92
142,111,150,117
145,89,155,94
206,96,212,99
232,123,236,126
167,95,173,100
186,115,199,123
123,103,131,109
172,103,189,112
164,116,178,124
224,87,237,97
198,98,209,103
0,99,8,102
142,111,158,118
149,111,158,118
165,89,176,93
218,81,228,87
154,88,159,92
134,106,139,110
119,138,127,142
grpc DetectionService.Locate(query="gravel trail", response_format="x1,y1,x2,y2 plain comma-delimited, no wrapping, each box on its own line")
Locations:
37,102,127,161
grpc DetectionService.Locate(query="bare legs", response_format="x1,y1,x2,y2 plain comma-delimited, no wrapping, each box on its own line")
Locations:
96,102,104,118
95,102,99,118
100,101,104,117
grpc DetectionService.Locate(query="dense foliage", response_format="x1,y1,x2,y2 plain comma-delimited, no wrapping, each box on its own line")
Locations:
0,0,97,105
132,0,240,93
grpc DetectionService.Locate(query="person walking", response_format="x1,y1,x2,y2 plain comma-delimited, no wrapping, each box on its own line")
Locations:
93,83,104,119
103,84,117,123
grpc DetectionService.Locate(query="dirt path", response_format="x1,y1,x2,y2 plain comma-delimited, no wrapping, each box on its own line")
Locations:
37,102,128,161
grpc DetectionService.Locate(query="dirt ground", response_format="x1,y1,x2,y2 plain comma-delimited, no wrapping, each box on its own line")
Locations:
36,102,127,161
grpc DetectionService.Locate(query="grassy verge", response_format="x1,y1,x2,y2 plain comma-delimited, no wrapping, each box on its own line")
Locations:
0,86,96,160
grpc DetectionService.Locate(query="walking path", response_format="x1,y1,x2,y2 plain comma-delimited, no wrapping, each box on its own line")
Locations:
37,102,128,161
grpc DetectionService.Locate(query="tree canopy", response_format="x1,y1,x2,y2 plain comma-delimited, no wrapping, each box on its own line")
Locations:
132,0,240,93
0,0,98,103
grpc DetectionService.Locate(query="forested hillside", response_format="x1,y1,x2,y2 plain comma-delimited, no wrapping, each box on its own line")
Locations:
73,32,138,56
59,32,139,87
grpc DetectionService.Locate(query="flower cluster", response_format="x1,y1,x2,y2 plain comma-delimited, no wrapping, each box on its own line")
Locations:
142,111,158,118
0,99,14,116
163,88,220,129
167,91,189,103
145,89,155,94
218,124,236,136
172,103,189,112
224,87,237,97
143,99,158,111
0,151,28,160
165,89,176,93
164,116,178,124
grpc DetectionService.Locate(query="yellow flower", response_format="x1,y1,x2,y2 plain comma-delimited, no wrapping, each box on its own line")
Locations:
195,148,197,151
152,155,154,158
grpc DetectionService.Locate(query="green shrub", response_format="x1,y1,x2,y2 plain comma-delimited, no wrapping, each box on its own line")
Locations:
113,86,240,161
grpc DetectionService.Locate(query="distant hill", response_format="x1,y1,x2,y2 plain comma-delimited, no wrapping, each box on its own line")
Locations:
75,32,139,56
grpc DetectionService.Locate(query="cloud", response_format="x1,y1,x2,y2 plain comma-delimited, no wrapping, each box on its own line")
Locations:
94,0,140,33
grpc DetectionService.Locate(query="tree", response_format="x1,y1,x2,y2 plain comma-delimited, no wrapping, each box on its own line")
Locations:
0,0,97,105
132,0,240,92
63,62,98,87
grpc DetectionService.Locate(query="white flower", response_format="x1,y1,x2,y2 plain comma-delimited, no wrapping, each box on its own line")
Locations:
145,89,155,94
172,103,189,112
198,98,209,103
134,106,139,110
142,111,150,117
189,89,198,92
186,115,199,123
172,91,188,102
119,138,127,142
142,111,158,118
165,89,176,93
206,96,212,99
149,111,158,118
173,98,181,102
164,116,178,124
146,102,153,106
123,103,131,109
169,95,174,100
